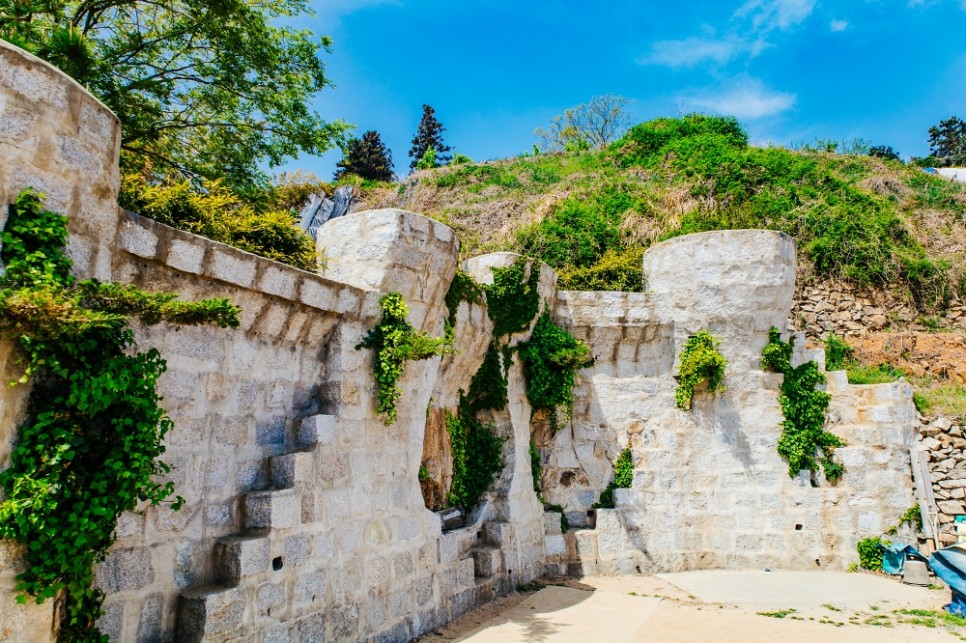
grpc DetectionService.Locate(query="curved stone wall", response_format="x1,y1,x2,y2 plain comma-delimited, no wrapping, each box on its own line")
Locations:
0,39,923,643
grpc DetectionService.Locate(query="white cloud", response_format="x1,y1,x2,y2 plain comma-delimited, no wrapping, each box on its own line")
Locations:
830,19,849,32
686,79,796,120
736,0,817,31
637,35,758,68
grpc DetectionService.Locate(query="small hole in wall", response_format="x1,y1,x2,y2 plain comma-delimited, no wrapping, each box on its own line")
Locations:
507,569,513,576
272,556,283,571
635,566,641,574
795,524,803,531
476,531,483,541
815,559,821,567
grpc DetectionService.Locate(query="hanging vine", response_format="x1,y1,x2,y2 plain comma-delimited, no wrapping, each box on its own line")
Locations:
762,326,843,481
357,292,453,425
484,257,540,337
674,331,727,410
518,311,594,430
0,190,240,641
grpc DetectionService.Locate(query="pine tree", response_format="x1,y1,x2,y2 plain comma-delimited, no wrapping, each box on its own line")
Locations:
334,131,394,182
409,104,452,170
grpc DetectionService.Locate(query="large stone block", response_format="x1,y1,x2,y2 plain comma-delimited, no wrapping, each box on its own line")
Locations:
214,534,271,585
176,585,247,642
244,489,298,530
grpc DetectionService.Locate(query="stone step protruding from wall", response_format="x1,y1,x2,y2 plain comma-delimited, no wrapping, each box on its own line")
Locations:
176,584,247,643
481,521,513,548
213,532,272,585
296,413,337,448
270,451,315,489
243,488,298,530
470,546,502,578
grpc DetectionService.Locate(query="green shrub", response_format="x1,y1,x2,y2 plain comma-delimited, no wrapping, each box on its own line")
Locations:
674,331,727,410
557,246,645,292
518,311,594,430
0,190,239,640
824,335,854,371
356,293,453,424
120,176,319,271
594,447,634,509
857,536,885,571
515,183,639,271
762,327,843,481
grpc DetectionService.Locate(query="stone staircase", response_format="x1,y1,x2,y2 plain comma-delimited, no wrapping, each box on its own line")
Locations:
175,414,336,642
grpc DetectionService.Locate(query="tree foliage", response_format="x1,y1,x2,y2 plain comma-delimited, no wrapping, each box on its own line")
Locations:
868,145,901,162
409,104,451,169
535,95,632,152
928,116,966,167
0,0,348,190
335,130,394,182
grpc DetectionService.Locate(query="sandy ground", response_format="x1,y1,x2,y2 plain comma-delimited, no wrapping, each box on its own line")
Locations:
417,571,963,642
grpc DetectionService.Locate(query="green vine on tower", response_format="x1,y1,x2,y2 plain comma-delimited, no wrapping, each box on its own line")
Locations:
0,190,240,641
674,331,727,410
593,447,634,509
357,292,453,425
517,311,594,431
761,326,844,481
484,257,540,337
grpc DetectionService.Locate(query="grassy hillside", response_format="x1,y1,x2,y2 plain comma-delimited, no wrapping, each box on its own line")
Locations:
358,115,966,311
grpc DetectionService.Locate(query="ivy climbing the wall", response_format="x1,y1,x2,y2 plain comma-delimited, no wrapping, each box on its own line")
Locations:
762,327,844,482
593,447,634,509
517,311,594,431
445,338,513,511
357,292,453,425
484,257,540,337
466,340,510,412
674,331,727,410
0,190,240,642
444,269,484,328
446,394,504,510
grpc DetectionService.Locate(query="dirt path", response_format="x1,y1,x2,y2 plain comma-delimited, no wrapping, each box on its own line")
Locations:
417,572,962,642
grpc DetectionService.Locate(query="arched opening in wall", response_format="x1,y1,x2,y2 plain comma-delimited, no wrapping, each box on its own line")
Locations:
419,407,452,512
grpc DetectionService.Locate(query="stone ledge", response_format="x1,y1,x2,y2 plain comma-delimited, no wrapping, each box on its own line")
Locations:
117,210,369,319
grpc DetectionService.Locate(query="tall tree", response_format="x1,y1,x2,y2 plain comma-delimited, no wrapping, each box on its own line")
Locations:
409,104,451,170
928,116,966,167
0,1,349,190
868,145,901,162
335,131,394,181
535,95,632,152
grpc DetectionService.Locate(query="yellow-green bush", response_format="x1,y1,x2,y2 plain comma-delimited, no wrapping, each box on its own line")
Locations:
119,176,320,272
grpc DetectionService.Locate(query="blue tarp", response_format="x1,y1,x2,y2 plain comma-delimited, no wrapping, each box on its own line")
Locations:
930,545,966,617
883,543,921,575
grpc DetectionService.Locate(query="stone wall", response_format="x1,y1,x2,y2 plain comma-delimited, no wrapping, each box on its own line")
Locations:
920,416,966,546
791,277,966,340
0,39,926,643
540,231,918,574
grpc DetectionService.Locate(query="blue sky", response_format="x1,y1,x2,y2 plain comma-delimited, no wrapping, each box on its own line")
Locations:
287,0,966,178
